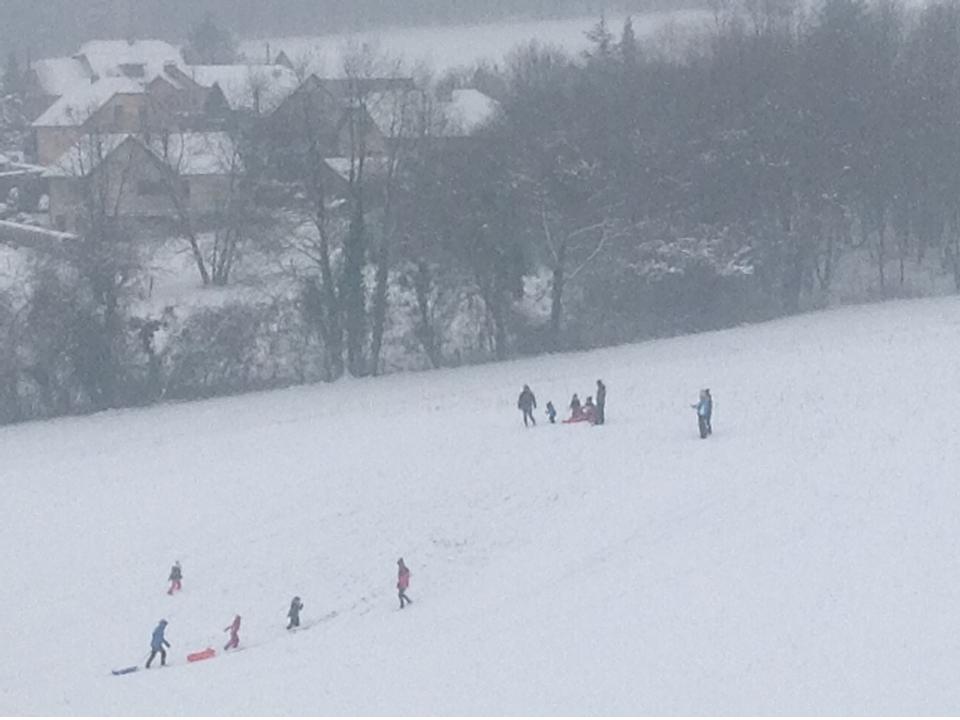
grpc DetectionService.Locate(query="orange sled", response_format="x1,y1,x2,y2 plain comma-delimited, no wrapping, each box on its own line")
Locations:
187,648,216,663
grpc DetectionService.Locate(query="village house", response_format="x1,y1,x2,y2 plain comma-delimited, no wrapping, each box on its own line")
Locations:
22,39,186,122
44,131,238,232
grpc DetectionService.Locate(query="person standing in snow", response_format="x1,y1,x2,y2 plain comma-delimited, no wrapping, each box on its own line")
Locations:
287,596,303,630
545,401,557,424
595,379,607,425
568,393,582,421
703,389,713,435
146,619,170,668
397,558,413,609
517,384,537,427
692,389,713,439
167,561,182,595
223,614,241,650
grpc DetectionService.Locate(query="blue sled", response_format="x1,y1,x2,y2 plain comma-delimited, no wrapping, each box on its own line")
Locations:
111,666,139,676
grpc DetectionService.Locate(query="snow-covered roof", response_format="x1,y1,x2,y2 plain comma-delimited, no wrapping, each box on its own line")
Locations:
30,57,91,96
440,89,499,136
32,77,144,127
146,132,239,176
365,89,425,139
186,64,300,114
44,132,239,178
323,156,391,183
76,39,184,81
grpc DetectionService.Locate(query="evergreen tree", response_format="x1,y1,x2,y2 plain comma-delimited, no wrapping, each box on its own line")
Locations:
182,12,237,65
584,13,615,61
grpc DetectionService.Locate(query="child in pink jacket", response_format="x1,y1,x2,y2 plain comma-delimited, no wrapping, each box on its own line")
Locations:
397,558,413,609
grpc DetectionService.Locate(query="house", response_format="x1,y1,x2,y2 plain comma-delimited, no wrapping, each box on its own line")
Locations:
73,39,184,82
44,131,238,232
263,74,392,180
22,39,186,122
22,56,91,121
29,70,209,166
31,78,148,165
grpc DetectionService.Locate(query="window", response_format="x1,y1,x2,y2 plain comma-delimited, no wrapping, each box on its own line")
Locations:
120,63,145,78
137,180,165,197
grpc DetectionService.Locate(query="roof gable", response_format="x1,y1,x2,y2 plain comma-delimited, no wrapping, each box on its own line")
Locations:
32,78,144,127
186,64,300,114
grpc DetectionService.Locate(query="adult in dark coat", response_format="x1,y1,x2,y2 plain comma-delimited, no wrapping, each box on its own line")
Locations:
517,385,537,427
595,380,607,425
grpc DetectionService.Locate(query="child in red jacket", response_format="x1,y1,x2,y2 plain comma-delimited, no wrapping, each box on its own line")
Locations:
167,561,182,595
397,558,413,609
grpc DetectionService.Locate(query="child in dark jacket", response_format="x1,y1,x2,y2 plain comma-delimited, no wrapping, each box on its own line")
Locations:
224,614,241,650
287,596,304,629
167,561,182,595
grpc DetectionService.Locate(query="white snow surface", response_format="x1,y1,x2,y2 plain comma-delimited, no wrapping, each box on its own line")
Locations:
3,298,960,714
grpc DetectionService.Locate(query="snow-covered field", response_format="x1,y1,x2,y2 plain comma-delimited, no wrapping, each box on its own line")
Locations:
239,10,711,73
4,297,960,714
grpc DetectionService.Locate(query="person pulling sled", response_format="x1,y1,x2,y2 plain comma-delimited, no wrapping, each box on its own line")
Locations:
287,596,304,630
146,619,170,668
224,614,241,650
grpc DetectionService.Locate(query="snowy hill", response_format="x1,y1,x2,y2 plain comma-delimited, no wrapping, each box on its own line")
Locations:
4,298,960,714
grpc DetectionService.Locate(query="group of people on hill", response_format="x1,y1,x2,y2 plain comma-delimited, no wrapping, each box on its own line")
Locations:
518,381,715,438
517,380,607,427
144,558,413,668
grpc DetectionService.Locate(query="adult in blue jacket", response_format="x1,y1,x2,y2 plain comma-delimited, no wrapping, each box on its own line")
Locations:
146,619,170,668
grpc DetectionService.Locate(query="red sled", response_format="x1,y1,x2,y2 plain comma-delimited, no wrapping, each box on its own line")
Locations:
562,415,594,424
187,648,216,663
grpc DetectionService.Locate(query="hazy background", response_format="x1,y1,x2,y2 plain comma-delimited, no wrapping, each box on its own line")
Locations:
0,0,704,58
